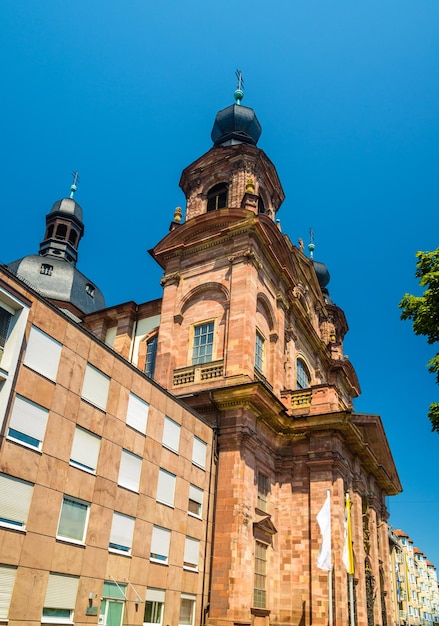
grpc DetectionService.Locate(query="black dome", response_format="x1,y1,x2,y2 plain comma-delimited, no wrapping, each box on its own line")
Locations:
211,104,262,147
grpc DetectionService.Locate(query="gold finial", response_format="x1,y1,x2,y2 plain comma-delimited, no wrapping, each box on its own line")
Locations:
173,206,182,223
246,178,255,194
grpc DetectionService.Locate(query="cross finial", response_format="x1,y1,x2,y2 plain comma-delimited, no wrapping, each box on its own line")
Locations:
70,170,80,199
234,69,244,105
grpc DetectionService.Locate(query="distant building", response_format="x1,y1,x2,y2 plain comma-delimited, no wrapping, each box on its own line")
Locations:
391,529,439,626
0,89,403,626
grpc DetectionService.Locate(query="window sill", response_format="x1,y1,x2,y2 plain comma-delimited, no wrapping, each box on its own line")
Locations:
183,566,199,573
0,521,26,533
69,461,96,475
251,608,270,617
156,500,174,509
150,558,168,566
188,512,202,520
56,537,86,548
109,547,132,557
6,435,42,454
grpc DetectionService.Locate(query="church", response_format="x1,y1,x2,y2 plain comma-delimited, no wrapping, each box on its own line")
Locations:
0,83,401,626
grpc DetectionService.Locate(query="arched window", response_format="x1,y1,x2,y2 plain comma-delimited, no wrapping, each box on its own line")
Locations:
68,230,78,246
55,224,67,240
296,359,311,389
46,224,54,239
206,183,228,212
145,335,158,378
257,196,265,214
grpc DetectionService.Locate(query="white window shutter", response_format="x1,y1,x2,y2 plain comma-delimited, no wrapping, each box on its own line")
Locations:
126,393,149,434
44,573,79,609
81,364,110,410
0,474,33,526
110,512,135,551
0,566,17,619
146,588,165,602
192,437,207,469
70,427,101,472
184,537,199,569
162,417,180,453
9,395,48,442
24,326,62,381
118,449,142,492
150,526,171,561
157,469,176,507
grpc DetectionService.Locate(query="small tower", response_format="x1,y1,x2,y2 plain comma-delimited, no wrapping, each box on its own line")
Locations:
7,174,105,317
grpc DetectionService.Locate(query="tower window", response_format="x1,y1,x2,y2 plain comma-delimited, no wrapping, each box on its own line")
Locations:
258,196,266,214
68,230,78,246
145,335,158,378
46,224,54,239
255,331,265,373
192,321,214,365
55,224,67,240
296,358,311,389
206,183,228,212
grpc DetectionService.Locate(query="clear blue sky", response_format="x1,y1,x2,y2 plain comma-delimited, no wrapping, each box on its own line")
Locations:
1,1,438,567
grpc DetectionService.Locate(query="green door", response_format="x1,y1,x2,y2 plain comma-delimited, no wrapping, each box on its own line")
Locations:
106,600,124,626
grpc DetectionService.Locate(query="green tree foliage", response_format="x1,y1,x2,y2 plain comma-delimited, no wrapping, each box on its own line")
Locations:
399,248,439,433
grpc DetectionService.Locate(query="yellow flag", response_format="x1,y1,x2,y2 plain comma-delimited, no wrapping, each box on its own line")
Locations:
342,493,354,575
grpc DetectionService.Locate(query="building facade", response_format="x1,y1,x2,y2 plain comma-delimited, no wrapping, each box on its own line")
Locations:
0,270,214,626
1,90,404,626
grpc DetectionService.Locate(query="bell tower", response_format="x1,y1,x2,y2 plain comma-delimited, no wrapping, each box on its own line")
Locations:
148,80,399,626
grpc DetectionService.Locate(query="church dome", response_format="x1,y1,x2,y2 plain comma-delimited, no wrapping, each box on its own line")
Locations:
211,103,262,147
312,260,330,289
49,197,83,223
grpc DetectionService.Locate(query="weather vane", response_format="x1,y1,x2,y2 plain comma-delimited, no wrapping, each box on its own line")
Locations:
234,69,244,105
70,170,80,199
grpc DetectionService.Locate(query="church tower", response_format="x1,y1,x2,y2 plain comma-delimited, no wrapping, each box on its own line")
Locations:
7,175,105,318
150,81,400,626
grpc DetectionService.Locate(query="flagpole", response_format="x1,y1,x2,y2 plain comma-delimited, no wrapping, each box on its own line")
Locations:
328,563,333,626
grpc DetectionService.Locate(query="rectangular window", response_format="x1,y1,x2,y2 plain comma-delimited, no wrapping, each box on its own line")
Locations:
156,469,176,508
145,336,158,378
0,473,33,530
255,330,264,373
0,565,17,621
150,526,171,564
253,541,268,608
162,416,180,454
42,573,79,623
257,473,270,512
179,594,196,626
57,496,89,544
70,427,101,473
183,537,200,571
126,392,149,434
118,449,142,492
192,321,214,365
24,325,62,381
109,512,135,554
144,588,165,626
188,484,203,518
81,363,110,411
192,437,207,469
7,394,49,450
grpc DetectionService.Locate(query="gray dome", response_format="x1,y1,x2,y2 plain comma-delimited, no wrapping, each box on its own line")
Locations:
8,255,105,315
211,104,262,147
50,197,83,223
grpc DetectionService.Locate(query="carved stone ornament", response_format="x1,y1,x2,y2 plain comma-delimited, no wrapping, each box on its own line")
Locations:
160,272,181,287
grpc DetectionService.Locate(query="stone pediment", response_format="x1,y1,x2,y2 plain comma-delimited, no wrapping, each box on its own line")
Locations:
253,511,277,535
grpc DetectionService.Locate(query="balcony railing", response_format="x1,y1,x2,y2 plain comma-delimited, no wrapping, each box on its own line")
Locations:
173,360,224,387
281,384,350,417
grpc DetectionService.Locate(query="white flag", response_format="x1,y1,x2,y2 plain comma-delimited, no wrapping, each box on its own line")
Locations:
317,491,332,571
